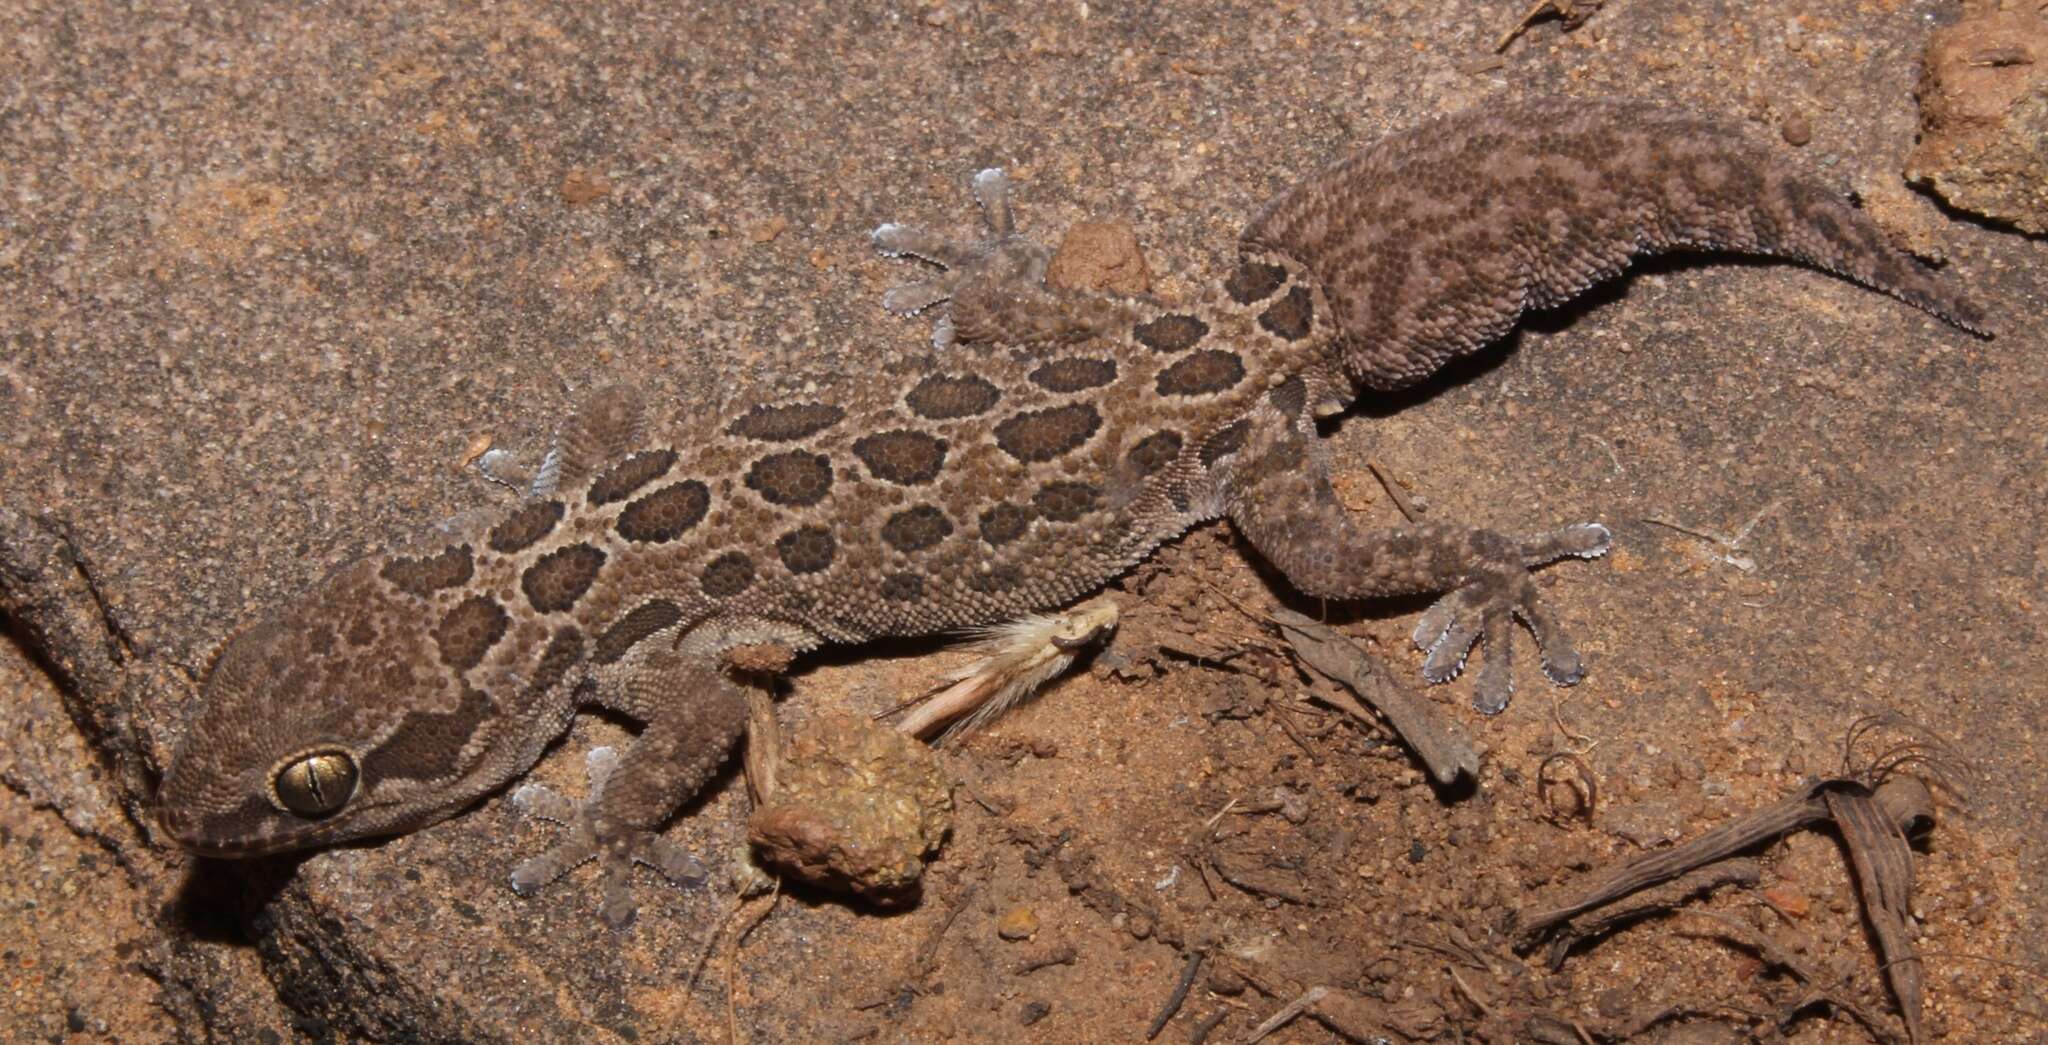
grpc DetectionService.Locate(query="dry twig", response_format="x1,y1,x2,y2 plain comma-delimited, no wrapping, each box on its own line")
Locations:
1144,950,1204,1039
1270,608,1479,784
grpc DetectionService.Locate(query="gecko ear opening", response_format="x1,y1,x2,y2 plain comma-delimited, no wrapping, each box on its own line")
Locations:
272,749,360,817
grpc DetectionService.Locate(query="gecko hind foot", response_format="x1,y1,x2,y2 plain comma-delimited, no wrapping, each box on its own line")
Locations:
507,746,707,930
1412,523,1612,715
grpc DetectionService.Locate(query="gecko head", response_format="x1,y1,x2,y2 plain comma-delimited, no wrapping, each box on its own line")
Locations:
158,554,509,858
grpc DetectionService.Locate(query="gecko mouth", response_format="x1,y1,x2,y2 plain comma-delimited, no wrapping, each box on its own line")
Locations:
155,799,333,858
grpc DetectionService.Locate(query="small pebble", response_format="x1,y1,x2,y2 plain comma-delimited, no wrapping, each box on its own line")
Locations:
1781,113,1812,146
1018,1000,1051,1026
1047,220,1151,295
559,167,610,206
1762,886,1811,918
997,905,1040,941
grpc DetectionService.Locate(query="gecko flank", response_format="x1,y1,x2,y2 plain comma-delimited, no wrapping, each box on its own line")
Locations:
159,97,1985,926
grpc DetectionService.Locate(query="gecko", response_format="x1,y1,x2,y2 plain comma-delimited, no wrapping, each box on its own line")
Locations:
157,97,1986,927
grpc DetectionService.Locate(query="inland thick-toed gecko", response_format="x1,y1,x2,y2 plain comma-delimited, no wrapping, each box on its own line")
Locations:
158,97,1985,926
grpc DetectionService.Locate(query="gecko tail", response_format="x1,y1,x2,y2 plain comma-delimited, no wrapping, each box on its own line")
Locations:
1240,97,1991,392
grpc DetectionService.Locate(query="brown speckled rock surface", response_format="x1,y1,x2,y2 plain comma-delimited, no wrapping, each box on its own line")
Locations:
2,2,2044,1041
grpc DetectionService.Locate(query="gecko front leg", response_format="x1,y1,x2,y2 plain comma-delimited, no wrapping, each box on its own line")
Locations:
509,629,746,928
873,167,1139,348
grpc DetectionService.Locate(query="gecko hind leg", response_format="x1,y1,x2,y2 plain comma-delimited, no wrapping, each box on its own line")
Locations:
1226,410,1612,715
873,168,1134,348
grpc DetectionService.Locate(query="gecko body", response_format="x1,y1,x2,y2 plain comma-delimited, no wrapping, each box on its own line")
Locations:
159,98,1984,925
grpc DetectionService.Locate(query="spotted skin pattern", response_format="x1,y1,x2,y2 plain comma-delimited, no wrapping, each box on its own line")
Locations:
159,98,1985,926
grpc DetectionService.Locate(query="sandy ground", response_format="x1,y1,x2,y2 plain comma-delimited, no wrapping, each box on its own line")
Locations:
2,1,2043,1041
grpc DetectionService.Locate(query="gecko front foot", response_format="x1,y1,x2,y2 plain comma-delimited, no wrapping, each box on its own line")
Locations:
508,746,707,929
1411,523,1612,715
874,168,1131,348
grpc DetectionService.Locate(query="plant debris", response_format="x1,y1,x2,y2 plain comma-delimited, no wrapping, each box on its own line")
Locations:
885,598,1118,742
745,712,954,900
1513,763,1940,1041
1495,0,1606,53
1269,607,1479,784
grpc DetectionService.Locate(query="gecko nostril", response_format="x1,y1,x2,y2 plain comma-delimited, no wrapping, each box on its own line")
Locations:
156,804,193,842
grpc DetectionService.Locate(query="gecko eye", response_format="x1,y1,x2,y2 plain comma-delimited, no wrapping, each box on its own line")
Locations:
272,750,359,817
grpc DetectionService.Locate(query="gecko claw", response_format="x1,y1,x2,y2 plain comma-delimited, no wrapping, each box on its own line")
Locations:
871,221,975,269
1519,522,1612,565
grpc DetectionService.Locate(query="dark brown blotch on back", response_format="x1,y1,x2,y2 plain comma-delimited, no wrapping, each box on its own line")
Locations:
700,551,756,598
881,505,953,553
592,599,683,665
489,500,564,554
1157,349,1246,397
380,544,474,599
906,373,1001,420
1029,357,1118,393
521,543,607,613
880,572,925,601
616,480,711,543
994,404,1102,463
587,449,678,506
1132,313,1209,353
346,614,379,647
375,659,423,700
726,402,845,442
980,503,1032,547
1033,480,1100,523
1225,259,1287,304
853,429,949,486
305,623,338,657
745,451,834,507
1257,286,1314,341
359,685,495,784
1126,430,1183,477
434,595,509,671
1199,420,1250,466
775,526,836,575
